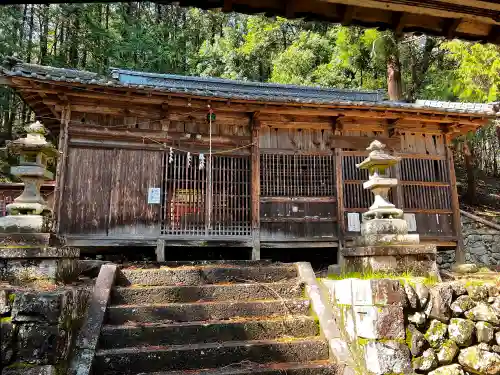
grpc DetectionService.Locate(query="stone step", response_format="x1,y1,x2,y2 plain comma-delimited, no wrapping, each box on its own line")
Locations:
135,361,338,375
99,316,319,349
106,299,311,325
110,281,303,305
116,264,298,286
94,338,329,374
121,260,274,269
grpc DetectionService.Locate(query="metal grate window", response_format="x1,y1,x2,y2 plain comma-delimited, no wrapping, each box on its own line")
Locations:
260,154,335,197
162,153,251,237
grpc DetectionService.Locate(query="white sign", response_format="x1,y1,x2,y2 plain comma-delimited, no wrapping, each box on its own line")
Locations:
347,213,361,232
147,188,161,204
404,213,417,232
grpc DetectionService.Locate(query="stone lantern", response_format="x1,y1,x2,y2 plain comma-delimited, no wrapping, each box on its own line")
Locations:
341,140,438,276
0,121,79,284
6,121,55,218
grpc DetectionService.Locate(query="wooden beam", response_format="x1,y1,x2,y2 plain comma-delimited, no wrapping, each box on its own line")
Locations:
285,0,296,18
69,126,250,146
53,105,70,235
487,25,500,44
338,5,355,26
443,18,462,39
387,118,403,137
251,112,261,260
445,134,465,264
391,12,407,37
222,0,233,12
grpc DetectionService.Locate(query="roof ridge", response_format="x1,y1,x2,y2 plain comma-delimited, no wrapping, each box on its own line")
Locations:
110,67,383,95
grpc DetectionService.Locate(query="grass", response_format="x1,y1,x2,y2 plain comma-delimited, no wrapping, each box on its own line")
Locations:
326,270,440,287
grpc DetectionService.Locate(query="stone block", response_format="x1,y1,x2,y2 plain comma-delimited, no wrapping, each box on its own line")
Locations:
364,340,412,375
361,218,408,235
477,321,495,343
1,319,15,365
425,319,449,349
436,340,459,365
340,305,355,340
428,284,453,322
413,348,438,372
407,324,429,356
2,365,56,375
0,215,47,234
320,279,336,305
458,346,500,375
0,288,12,315
349,278,406,307
333,279,353,305
465,302,499,324
449,318,475,347
0,251,79,284
12,291,64,323
428,364,465,375
16,323,61,364
353,305,404,340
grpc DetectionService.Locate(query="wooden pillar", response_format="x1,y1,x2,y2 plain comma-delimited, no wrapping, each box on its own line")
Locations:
251,113,261,260
445,134,465,264
393,163,404,207
333,118,345,266
53,105,70,235
335,147,344,265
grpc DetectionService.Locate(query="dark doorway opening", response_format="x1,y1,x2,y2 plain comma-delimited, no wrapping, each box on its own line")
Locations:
261,247,337,273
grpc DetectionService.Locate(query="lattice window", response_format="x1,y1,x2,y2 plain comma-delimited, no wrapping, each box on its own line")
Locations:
400,158,449,182
402,185,451,210
260,154,335,197
162,153,251,237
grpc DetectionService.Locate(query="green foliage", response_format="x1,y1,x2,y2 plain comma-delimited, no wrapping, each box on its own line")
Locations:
443,41,500,102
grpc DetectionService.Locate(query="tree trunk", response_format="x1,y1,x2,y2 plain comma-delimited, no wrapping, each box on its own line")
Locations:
387,54,403,101
26,5,34,63
69,7,80,67
463,140,476,204
40,4,50,65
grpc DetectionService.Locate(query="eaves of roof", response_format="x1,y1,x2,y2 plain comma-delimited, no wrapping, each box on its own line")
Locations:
1,57,497,118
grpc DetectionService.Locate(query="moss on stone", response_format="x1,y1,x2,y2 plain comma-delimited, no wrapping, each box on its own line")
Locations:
6,362,37,369
405,327,413,348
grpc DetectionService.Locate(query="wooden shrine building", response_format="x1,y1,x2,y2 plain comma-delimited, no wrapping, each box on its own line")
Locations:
0,57,497,262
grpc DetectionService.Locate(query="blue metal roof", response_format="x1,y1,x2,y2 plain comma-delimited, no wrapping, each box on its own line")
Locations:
1,57,497,117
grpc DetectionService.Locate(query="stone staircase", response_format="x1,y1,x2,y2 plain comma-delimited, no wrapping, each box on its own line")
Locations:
92,260,338,375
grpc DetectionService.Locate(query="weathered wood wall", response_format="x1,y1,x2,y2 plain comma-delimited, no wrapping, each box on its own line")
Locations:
60,147,163,236
55,105,461,247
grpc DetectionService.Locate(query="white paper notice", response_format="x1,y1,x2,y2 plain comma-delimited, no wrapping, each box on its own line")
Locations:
404,213,417,232
147,188,161,204
347,213,361,232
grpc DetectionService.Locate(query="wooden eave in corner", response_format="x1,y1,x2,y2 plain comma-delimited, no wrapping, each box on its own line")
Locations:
6,76,492,137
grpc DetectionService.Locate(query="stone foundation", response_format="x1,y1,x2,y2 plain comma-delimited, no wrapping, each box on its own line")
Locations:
0,247,80,285
0,286,91,374
462,215,500,267
342,244,438,276
322,276,500,375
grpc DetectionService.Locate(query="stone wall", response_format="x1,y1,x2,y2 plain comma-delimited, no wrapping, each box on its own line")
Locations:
436,214,500,270
0,286,90,374
462,214,500,267
322,277,500,375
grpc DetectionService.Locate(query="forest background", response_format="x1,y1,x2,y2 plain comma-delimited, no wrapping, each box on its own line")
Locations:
0,3,499,206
